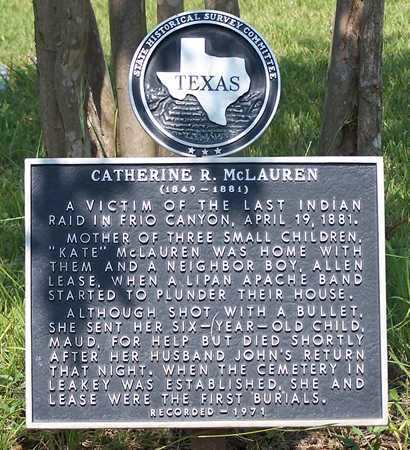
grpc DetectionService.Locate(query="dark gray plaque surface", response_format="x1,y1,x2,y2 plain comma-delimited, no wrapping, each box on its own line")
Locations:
25,157,387,428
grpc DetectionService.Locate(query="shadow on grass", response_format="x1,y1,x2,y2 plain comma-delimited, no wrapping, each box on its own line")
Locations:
0,64,41,288
0,63,41,167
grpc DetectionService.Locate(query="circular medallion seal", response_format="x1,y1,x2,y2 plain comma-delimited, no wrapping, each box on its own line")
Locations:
129,11,281,157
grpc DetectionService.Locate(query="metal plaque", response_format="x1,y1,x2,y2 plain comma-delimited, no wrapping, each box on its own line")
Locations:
25,157,387,428
129,11,280,157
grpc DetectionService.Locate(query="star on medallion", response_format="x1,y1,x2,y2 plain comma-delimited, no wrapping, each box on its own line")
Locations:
214,147,222,155
202,149,209,156
188,147,195,154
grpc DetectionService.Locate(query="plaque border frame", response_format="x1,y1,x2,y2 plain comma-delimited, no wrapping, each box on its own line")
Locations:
25,156,387,428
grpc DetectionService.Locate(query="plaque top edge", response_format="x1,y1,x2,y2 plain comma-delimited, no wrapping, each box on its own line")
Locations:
24,156,384,166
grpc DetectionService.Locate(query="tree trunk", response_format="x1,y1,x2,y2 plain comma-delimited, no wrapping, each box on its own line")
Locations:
319,0,363,156
54,1,93,157
34,0,115,158
109,0,156,156
156,0,184,157
86,3,116,157
157,0,184,23
204,0,240,16
319,0,384,156
357,0,384,156
33,0,65,157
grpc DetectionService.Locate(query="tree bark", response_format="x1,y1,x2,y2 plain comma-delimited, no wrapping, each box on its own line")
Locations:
157,0,184,23
109,0,156,156
319,0,363,156
86,3,116,157
204,0,240,16
33,0,65,157
319,0,384,156
156,0,184,156
34,0,115,158
54,1,93,157
357,0,384,156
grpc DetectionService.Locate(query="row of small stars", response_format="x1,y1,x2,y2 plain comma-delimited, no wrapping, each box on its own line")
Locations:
188,147,222,156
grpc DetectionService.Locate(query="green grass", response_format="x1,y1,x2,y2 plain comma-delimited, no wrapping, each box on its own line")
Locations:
0,0,409,449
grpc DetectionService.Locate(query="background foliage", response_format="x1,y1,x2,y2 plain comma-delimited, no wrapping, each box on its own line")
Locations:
0,0,409,448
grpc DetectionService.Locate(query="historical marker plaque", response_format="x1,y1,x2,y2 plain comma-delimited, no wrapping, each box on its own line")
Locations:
25,157,387,428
